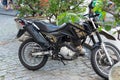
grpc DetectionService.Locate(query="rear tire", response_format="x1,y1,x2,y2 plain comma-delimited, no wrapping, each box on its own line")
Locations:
19,38,48,70
91,42,120,79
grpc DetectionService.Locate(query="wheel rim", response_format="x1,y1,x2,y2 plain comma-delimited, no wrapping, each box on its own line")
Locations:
95,45,120,76
21,42,44,66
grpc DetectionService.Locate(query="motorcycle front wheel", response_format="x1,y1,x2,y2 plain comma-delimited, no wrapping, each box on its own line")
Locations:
91,42,120,79
19,38,48,70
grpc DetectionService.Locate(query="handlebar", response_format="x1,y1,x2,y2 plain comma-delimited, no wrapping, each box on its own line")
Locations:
83,13,99,18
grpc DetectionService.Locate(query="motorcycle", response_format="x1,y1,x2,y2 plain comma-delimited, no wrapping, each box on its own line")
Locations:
15,13,120,79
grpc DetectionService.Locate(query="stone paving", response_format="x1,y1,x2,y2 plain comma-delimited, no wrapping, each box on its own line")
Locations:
0,41,103,80
109,62,120,80
0,40,103,80
0,15,104,80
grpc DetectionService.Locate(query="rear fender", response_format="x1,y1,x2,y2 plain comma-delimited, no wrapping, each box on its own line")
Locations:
16,29,26,38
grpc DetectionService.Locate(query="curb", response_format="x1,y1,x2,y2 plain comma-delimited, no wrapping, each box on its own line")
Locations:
109,61,120,80
0,8,17,16
0,12,16,16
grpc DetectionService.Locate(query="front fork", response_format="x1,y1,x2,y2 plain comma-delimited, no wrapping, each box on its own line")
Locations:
91,31,113,65
101,42,113,65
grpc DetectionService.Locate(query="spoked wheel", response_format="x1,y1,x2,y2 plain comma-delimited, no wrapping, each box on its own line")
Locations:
19,38,48,70
91,42,120,79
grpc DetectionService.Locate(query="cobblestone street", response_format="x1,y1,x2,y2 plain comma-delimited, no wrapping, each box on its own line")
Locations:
0,40,103,80
0,15,105,80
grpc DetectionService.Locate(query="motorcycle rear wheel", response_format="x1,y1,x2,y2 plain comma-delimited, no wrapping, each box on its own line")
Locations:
91,42,120,79
19,38,48,70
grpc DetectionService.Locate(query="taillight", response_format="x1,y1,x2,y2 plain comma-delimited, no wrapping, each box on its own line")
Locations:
19,21,25,26
15,18,25,27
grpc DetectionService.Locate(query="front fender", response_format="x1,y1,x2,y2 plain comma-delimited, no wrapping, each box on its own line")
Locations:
99,29,116,40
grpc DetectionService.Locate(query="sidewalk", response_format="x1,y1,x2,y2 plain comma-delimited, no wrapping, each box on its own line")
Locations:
0,2,17,16
0,8,17,16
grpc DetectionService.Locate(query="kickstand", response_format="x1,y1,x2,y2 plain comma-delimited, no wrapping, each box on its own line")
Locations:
53,54,66,65
58,57,66,65
60,59,66,65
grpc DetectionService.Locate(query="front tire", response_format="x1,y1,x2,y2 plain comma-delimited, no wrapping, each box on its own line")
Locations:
91,42,120,79
19,38,48,70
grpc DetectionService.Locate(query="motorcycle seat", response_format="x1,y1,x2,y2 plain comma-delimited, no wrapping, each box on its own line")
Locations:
34,21,67,33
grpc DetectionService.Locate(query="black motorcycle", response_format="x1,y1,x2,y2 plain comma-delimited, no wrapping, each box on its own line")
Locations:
15,14,120,79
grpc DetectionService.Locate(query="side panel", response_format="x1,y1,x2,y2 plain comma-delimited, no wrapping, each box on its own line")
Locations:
48,28,77,40
25,24,50,47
